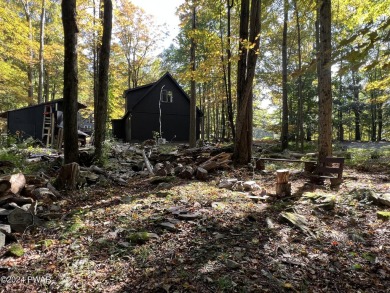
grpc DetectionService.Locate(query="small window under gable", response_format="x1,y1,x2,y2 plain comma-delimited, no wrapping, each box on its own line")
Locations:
161,90,173,103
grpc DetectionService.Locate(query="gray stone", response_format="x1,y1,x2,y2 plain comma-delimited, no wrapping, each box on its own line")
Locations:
0,231,5,248
218,178,238,189
243,181,261,191
159,222,177,231
0,224,11,234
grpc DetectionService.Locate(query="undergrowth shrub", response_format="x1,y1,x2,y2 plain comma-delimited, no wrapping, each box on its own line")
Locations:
346,147,390,172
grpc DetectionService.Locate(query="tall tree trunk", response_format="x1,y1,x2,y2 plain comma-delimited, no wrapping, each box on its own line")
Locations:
317,0,333,160
234,0,261,164
281,0,289,150
94,0,112,163
21,0,34,105
338,71,344,141
38,0,46,104
62,0,79,164
370,78,377,141
93,0,101,135
227,0,235,140
293,0,303,152
352,71,361,141
377,103,382,141
189,1,197,147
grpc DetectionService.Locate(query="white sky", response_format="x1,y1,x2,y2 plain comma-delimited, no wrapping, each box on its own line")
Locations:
130,0,185,50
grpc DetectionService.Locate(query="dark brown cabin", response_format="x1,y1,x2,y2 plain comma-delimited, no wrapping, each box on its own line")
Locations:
112,72,203,142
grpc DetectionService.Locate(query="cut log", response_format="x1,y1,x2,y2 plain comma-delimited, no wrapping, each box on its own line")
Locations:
275,183,291,196
275,169,290,196
9,173,26,194
178,166,194,179
199,152,232,171
8,207,42,232
55,162,80,190
276,169,289,184
0,180,11,195
195,167,208,180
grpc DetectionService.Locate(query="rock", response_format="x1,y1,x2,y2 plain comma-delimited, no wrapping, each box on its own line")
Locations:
218,178,238,189
233,181,245,191
243,181,261,191
0,231,5,248
377,211,390,221
164,161,174,175
367,190,390,207
0,224,11,234
177,212,201,220
195,167,208,181
159,222,178,231
225,259,241,269
211,202,226,209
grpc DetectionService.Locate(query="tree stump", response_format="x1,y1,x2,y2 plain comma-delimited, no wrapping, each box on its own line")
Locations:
256,159,265,171
55,162,80,190
275,169,291,196
195,167,208,180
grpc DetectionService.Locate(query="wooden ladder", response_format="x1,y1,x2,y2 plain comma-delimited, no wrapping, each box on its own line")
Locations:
42,104,55,147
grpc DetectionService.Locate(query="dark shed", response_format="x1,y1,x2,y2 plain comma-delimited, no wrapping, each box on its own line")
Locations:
112,72,203,142
0,99,87,141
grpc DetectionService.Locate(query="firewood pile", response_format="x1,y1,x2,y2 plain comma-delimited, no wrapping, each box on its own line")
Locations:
0,172,59,248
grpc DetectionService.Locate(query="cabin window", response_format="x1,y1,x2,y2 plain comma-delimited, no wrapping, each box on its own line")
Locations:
161,90,173,103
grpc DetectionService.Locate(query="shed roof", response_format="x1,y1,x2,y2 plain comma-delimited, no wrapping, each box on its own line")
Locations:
0,99,87,118
122,72,203,117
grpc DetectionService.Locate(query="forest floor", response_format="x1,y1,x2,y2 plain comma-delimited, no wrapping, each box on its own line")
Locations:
0,143,389,293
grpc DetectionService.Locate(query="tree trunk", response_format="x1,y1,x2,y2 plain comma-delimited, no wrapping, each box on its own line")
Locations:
38,0,46,104
21,1,34,105
352,70,361,141
293,0,303,152
281,0,289,150
338,62,344,141
234,0,261,164
317,0,332,161
94,0,113,163
377,102,383,141
227,0,235,140
189,2,197,147
62,0,79,164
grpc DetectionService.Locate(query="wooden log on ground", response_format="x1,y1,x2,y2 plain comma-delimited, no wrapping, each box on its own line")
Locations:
142,149,154,175
195,167,208,180
199,152,232,171
0,180,11,195
275,169,291,196
276,169,289,183
7,207,42,232
9,173,26,194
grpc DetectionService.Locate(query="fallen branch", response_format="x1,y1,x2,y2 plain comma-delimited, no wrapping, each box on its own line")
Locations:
142,149,154,175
